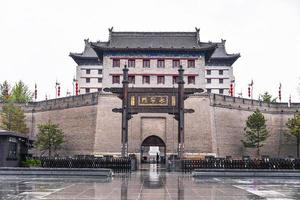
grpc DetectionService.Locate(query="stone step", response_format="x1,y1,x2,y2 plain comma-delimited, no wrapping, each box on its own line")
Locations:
0,167,113,177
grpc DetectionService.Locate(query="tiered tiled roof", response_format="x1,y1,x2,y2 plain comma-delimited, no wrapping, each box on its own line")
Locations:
69,39,101,65
90,28,217,61
70,28,240,66
207,39,240,66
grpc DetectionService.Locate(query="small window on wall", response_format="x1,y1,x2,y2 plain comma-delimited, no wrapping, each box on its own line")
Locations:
207,89,211,93
98,78,102,83
86,69,90,74
98,69,102,74
188,60,195,68
219,70,223,75
86,78,90,83
128,76,135,84
173,76,179,84
157,76,165,84
157,60,165,68
207,78,211,84
143,59,150,68
112,75,120,84
142,76,150,84
219,89,224,94
207,70,211,75
112,59,120,67
98,88,102,92
188,76,195,84
7,137,17,160
219,79,224,84
128,59,135,68
172,60,180,68
85,88,90,93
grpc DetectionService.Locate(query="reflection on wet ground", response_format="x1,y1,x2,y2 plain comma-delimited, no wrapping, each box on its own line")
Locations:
0,164,300,199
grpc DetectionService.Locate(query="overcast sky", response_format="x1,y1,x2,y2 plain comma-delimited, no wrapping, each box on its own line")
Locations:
0,0,299,102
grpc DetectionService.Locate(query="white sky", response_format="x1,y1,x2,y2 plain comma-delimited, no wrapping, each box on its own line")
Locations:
0,0,299,102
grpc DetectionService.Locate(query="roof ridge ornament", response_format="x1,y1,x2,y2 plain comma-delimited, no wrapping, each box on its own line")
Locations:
195,27,200,42
108,26,114,42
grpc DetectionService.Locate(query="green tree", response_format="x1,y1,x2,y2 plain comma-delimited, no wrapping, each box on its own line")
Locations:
286,113,300,158
11,81,32,103
35,121,64,158
241,109,269,157
0,80,11,102
259,92,277,103
0,102,29,134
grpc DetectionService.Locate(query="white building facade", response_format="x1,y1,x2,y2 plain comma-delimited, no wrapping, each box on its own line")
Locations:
70,28,239,94
70,39,103,94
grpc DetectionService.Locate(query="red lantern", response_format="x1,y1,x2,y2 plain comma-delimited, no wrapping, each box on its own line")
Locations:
230,83,233,97
57,86,60,97
34,84,37,100
75,81,79,96
278,83,282,102
248,86,251,98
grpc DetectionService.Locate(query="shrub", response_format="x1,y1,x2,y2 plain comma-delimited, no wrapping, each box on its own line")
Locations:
21,159,41,167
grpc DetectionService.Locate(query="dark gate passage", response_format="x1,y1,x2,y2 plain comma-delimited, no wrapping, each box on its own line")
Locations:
105,65,204,159
141,135,166,164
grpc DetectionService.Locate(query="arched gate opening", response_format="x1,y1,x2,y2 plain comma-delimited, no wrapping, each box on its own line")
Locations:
141,135,166,164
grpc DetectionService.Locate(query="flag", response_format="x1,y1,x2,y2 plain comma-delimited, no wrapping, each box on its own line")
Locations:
250,79,253,86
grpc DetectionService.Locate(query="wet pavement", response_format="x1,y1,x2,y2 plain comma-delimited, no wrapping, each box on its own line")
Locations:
0,164,300,200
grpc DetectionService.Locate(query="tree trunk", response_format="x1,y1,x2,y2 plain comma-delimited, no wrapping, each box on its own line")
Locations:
297,134,299,159
257,130,260,158
48,145,52,159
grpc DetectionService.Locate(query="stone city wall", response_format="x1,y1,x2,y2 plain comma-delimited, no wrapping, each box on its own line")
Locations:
208,94,300,158
1,92,298,158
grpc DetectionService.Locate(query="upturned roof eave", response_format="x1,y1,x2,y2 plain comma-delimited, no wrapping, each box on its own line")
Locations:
69,53,98,59
207,54,241,66
210,53,241,60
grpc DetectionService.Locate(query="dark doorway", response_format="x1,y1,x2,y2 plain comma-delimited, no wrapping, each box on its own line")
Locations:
141,135,166,164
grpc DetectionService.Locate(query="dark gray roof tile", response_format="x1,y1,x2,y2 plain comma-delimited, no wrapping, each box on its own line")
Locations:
108,32,201,49
70,39,98,58
211,39,240,59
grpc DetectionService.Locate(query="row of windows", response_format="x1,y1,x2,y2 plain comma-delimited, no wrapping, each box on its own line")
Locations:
113,59,195,68
85,69,102,74
206,89,225,94
112,75,196,85
85,77,224,84
85,78,102,83
206,78,225,84
206,69,225,75
85,88,102,93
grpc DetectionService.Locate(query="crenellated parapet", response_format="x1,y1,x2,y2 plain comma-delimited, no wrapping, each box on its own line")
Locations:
22,92,100,112
208,93,300,114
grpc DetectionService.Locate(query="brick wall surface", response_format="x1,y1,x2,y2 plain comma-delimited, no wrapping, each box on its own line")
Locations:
2,92,298,158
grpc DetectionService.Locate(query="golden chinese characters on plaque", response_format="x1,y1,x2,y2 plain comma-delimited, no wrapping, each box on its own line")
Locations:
137,96,169,106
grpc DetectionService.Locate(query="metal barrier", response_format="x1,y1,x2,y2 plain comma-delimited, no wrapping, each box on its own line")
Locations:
182,158,300,172
39,157,133,173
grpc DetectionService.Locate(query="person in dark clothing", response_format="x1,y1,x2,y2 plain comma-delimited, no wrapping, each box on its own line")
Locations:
156,153,159,163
